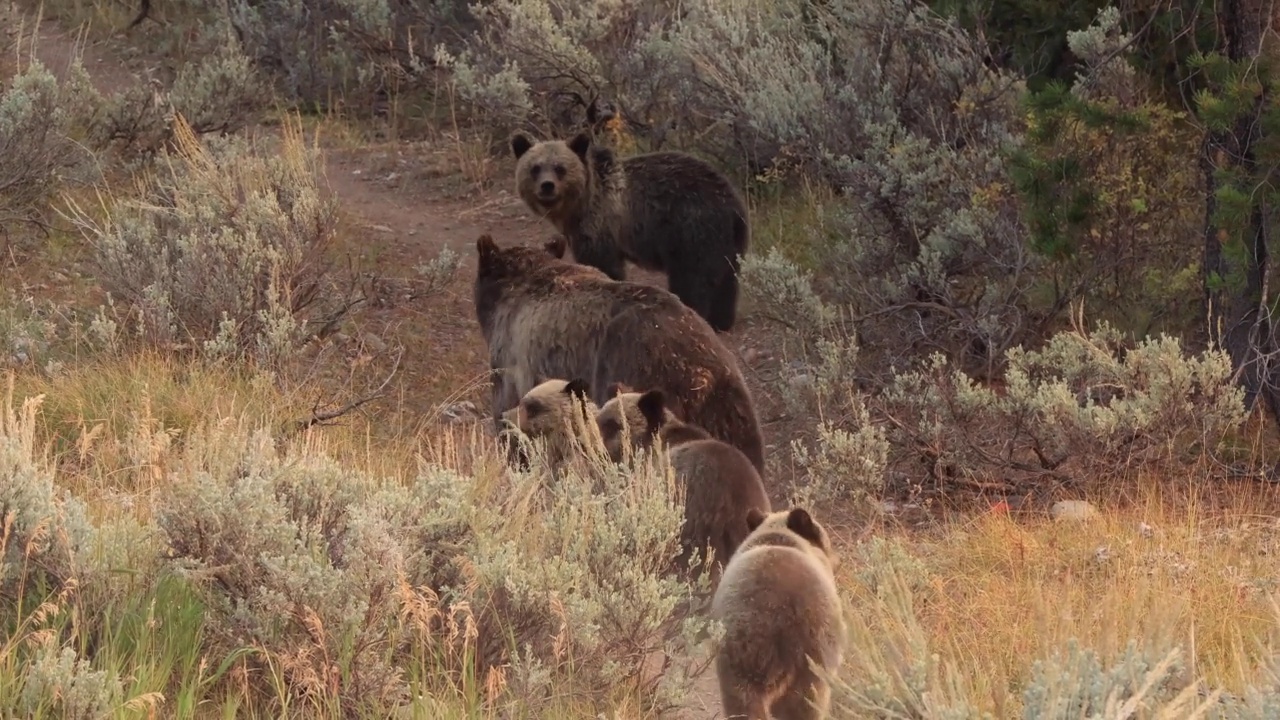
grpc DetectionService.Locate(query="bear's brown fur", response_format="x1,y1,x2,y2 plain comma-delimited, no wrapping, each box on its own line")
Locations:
711,507,845,720
595,385,772,580
511,131,750,333
500,377,599,471
472,234,765,473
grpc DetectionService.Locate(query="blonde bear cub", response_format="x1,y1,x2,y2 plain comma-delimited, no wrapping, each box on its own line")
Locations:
711,506,845,720
500,377,599,470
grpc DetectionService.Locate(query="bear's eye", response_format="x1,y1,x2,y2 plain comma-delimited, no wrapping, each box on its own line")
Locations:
524,401,544,418
598,418,620,438
530,164,542,176
554,165,566,178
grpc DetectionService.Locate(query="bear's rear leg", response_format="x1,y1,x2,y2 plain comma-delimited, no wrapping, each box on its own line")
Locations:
667,265,722,331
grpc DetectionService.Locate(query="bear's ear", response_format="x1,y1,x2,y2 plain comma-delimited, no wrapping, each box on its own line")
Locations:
511,133,534,159
476,234,499,264
607,382,633,399
745,507,767,532
563,378,591,402
544,236,567,259
636,389,666,430
568,132,592,161
785,508,823,548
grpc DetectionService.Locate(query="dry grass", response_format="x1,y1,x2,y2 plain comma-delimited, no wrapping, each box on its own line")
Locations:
833,477,1280,716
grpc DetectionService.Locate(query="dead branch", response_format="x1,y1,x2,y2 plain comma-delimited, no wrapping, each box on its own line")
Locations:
282,347,403,437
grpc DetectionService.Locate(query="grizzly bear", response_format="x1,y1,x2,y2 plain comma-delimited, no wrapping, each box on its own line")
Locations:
712,506,845,720
473,233,765,473
499,377,600,472
595,385,772,580
510,131,750,333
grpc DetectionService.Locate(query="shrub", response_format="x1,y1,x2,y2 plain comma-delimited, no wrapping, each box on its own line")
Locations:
155,419,710,714
1009,7,1204,338
164,0,476,111
67,114,341,366
0,379,92,595
89,27,266,160
0,54,100,228
877,317,1248,488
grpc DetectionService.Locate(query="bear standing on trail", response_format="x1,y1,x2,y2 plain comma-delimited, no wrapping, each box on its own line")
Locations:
510,131,750,333
712,506,845,720
472,233,765,473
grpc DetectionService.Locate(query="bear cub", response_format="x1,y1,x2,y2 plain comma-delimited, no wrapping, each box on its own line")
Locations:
711,506,845,720
500,378,600,471
511,131,750,333
595,383,772,580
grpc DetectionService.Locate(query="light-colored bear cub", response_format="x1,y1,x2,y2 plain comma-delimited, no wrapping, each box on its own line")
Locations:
711,506,845,720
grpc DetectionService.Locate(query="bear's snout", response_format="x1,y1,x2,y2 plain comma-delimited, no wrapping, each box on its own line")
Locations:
538,180,557,196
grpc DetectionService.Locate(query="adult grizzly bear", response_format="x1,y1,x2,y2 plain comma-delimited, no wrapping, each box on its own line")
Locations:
510,131,750,333
473,234,765,473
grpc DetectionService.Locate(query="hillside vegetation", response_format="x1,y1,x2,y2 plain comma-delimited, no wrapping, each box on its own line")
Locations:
5,0,1280,717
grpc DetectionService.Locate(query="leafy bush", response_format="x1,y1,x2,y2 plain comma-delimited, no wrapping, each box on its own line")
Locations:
0,55,99,228
68,114,341,365
878,317,1248,487
1010,7,1204,337
154,418,709,714
89,28,266,159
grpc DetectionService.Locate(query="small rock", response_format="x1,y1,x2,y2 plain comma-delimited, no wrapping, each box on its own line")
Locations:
880,500,899,514
361,333,388,353
741,348,760,365
370,224,395,234
352,169,363,175
1138,522,1154,538
1050,499,1098,522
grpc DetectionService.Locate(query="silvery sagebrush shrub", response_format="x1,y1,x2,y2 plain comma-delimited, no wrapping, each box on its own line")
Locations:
89,25,265,160
67,114,340,366
704,0,1036,382
1020,640,1194,719
783,332,890,512
15,642,124,720
0,54,101,226
210,0,474,108
437,0,683,144
878,319,1248,486
0,383,92,594
155,418,710,714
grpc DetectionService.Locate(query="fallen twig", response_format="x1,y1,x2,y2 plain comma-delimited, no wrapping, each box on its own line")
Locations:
282,347,403,436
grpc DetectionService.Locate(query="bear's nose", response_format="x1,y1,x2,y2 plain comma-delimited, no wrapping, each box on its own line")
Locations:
539,181,556,195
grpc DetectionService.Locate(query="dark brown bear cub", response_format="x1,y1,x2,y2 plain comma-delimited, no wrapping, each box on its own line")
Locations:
595,385,772,581
510,131,750,333
472,234,765,473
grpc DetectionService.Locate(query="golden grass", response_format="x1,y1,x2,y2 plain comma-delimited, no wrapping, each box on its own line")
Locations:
834,478,1280,715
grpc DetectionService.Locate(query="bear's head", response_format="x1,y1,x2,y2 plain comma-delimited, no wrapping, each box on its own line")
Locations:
743,507,839,571
475,234,553,283
502,377,595,441
594,383,677,462
510,132,593,224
